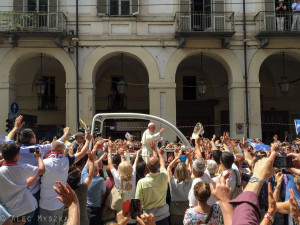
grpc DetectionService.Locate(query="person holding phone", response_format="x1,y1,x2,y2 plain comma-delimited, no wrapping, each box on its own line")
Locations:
276,0,287,31
108,141,142,224
167,150,192,225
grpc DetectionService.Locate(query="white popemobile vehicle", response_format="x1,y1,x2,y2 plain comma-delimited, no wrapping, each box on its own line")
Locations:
90,113,193,158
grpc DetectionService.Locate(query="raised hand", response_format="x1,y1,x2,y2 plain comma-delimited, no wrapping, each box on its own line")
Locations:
14,115,25,130
53,181,78,207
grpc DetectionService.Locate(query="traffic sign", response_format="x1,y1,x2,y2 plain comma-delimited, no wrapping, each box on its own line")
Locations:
11,102,19,114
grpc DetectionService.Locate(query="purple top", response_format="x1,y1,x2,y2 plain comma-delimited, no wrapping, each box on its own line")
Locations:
230,191,261,225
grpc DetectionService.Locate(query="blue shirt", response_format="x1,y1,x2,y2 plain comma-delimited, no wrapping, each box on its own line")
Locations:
285,174,300,201
292,3,300,12
81,166,106,207
4,139,63,194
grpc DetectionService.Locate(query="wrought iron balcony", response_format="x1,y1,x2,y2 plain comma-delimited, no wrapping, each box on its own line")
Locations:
175,11,235,38
254,11,300,37
0,11,67,35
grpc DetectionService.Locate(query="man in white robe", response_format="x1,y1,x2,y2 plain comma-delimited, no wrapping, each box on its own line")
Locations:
141,123,165,163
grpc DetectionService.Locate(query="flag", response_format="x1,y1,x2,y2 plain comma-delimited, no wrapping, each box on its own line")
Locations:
247,139,270,151
125,132,131,140
79,118,89,131
295,119,300,135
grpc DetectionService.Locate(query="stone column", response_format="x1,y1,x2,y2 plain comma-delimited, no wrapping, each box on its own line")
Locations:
228,83,246,139
79,83,95,129
65,83,78,133
248,83,262,139
228,82,262,140
149,83,176,142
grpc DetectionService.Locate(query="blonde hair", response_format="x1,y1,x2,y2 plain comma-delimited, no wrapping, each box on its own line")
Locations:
295,175,300,189
174,162,190,183
118,161,133,181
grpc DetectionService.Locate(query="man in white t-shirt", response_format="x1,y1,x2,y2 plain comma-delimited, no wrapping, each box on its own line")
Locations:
188,159,215,207
0,143,45,221
219,152,241,199
39,133,92,225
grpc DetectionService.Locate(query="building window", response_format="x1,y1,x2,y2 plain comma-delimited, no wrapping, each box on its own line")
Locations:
97,0,139,16
41,76,56,110
183,76,196,100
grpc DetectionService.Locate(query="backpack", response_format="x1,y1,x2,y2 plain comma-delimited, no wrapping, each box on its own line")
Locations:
231,169,242,199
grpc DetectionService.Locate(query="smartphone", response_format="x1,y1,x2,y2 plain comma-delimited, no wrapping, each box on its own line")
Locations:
122,200,130,215
181,145,186,155
29,147,39,154
130,199,142,219
273,156,293,168
282,169,292,174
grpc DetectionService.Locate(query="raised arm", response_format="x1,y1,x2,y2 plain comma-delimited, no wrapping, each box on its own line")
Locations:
5,115,25,141
134,150,142,166
54,182,80,225
83,150,96,188
273,172,283,202
211,134,218,151
210,176,233,225
74,132,92,163
157,146,166,170
167,151,182,183
27,151,46,188
59,127,70,143
107,140,114,170
195,137,204,160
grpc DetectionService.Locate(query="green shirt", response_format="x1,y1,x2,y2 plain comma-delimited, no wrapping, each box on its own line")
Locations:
135,168,168,210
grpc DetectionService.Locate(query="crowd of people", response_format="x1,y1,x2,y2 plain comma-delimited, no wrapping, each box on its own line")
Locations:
1,115,300,225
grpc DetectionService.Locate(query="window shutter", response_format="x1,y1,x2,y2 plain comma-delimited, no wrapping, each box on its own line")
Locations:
179,0,191,31
49,0,57,13
131,0,139,15
97,0,107,15
13,0,23,11
213,0,225,31
180,0,190,13
264,0,275,30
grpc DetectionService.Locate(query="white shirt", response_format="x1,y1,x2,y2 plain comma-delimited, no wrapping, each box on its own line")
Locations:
19,143,51,194
219,163,241,192
40,155,75,211
188,172,215,207
141,129,161,154
111,164,137,223
0,163,39,217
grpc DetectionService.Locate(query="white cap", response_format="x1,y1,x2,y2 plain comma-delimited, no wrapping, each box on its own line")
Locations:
148,122,154,128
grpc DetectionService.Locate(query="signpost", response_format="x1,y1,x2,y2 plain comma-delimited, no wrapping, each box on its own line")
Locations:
10,102,19,114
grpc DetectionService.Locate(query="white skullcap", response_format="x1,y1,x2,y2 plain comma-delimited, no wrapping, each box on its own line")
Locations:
148,122,154,128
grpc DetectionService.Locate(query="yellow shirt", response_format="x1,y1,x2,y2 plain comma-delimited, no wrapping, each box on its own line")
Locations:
135,168,168,210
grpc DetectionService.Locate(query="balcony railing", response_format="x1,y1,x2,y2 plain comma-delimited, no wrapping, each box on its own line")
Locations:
255,11,300,35
176,11,235,33
0,11,67,33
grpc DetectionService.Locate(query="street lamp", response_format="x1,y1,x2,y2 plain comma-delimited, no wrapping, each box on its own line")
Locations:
36,78,46,96
279,76,290,95
117,79,128,95
198,53,207,96
198,78,207,95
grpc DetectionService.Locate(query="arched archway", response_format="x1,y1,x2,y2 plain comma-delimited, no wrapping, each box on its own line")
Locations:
165,49,245,138
175,53,230,138
258,52,300,142
0,48,76,135
0,48,76,83
165,49,243,84
81,47,159,84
